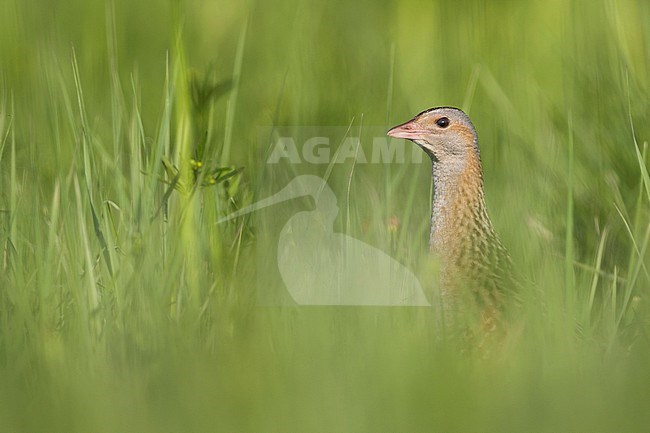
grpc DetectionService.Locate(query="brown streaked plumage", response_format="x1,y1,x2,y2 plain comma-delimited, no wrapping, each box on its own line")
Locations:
388,107,512,322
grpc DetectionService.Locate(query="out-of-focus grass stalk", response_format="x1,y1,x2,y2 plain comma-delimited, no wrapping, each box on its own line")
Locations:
0,89,10,164
614,140,650,339
586,227,607,328
565,112,575,309
220,20,247,166
73,174,101,338
171,22,200,315
9,94,16,247
43,181,61,322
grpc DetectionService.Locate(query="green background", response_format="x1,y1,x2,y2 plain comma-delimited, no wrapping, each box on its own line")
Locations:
0,0,649,432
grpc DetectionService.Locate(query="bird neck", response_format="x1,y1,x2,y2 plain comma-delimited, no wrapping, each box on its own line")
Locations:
429,151,496,257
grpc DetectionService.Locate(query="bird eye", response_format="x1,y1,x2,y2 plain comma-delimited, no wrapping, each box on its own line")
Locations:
435,117,450,128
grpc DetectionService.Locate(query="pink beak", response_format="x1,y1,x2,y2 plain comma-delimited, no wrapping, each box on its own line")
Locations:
386,119,427,140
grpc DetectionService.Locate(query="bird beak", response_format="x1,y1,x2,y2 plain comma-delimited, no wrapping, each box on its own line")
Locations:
387,119,427,140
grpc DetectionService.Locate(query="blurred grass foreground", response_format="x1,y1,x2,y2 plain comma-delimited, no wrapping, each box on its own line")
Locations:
1,0,649,432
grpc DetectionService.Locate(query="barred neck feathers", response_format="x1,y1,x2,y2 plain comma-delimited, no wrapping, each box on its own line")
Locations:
430,149,496,264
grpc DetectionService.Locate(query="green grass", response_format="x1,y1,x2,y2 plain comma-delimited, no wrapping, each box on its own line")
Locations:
1,0,649,432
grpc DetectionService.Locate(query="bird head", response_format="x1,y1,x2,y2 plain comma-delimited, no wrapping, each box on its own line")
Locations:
387,107,479,163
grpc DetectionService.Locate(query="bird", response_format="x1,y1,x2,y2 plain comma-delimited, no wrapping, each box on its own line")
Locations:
387,107,513,327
